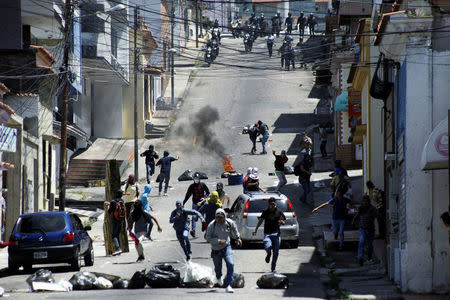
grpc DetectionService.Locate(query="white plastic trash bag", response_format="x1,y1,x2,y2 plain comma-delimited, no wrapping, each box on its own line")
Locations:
183,261,215,284
95,277,113,289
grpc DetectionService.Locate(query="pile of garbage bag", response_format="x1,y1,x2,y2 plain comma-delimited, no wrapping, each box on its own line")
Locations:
25,263,247,292
26,269,73,292
256,272,289,289
178,170,208,181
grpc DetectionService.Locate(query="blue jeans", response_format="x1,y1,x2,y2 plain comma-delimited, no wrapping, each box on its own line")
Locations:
358,229,374,260
112,220,123,251
176,229,191,256
263,233,281,271
191,203,200,231
275,171,287,191
158,172,170,193
261,134,269,153
299,177,310,203
211,246,234,287
332,218,345,247
146,164,155,183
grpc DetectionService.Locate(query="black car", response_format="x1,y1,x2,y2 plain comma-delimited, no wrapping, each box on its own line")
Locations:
8,212,94,272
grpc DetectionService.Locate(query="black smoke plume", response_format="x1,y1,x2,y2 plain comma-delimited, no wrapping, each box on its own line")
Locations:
173,105,226,158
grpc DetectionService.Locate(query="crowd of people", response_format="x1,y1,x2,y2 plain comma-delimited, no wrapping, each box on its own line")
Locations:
104,120,388,293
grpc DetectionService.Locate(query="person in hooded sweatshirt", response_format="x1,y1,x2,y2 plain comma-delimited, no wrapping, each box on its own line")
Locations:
183,173,210,238
169,200,205,261
129,200,162,262
206,208,242,293
198,191,222,231
140,184,153,239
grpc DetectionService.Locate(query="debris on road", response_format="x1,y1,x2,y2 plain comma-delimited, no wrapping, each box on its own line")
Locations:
178,170,208,181
128,270,146,289
183,261,215,288
144,265,181,288
256,272,289,289
26,269,55,291
232,273,245,288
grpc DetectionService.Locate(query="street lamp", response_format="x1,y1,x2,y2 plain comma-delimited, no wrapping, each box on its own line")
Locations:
168,48,177,107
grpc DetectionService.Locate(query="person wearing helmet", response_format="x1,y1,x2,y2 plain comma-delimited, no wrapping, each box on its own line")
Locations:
170,200,205,261
297,11,306,37
140,145,159,184
308,13,316,36
244,168,265,193
155,151,179,196
205,208,242,293
285,12,293,34
273,150,288,192
243,167,253,193
183,173,210,237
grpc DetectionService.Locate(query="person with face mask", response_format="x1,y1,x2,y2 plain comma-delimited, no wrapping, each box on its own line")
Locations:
198,191,222,231
252,198,286,273
183,173,210,237
273,150,288,192
215,182,230,208
170,200,205,261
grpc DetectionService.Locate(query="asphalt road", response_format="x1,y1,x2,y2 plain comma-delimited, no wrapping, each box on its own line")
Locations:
0,36,327,299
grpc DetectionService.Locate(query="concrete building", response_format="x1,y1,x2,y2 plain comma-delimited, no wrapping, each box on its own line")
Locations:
0,0,66,239
350,0,450,293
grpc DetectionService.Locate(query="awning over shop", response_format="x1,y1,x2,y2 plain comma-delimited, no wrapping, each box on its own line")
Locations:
334,91,348,111
421,117,448,170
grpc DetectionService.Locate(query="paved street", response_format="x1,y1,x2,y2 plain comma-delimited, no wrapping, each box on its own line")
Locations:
0,36,329,299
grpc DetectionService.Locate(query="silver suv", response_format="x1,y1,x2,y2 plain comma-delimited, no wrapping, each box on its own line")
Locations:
226,192,299,248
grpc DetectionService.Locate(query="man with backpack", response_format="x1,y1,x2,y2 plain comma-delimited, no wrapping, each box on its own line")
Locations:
312,185,352,250
170,200,205,261
129,200,163,262
206,208,242,293
183,173,210,237
140,144,159,184
257,120,270,154
107,190,126,256
273,150,288,192
295,154,312,204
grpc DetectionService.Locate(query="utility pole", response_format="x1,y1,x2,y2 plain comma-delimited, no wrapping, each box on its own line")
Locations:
133,6,139,181
59,0,72,211
195,0,199,48
171,2,175,107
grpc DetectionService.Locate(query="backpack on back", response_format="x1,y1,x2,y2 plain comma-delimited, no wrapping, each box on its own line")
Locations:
114,199,126,221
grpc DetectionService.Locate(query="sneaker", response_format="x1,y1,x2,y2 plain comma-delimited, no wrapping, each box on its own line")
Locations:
163,193,168,196
190,230,196,238
271,269,276,273
358,258,364,266
215,278,223,288
186,255,191,261
225,285,234,293
112,250,122,256
136,256,145,262
265,252,271,263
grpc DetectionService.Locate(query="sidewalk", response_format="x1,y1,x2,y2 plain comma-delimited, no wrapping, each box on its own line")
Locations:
309,135,402,299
